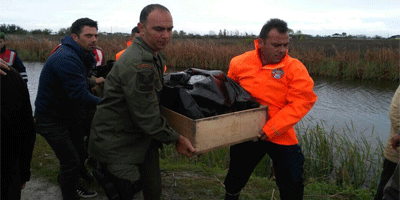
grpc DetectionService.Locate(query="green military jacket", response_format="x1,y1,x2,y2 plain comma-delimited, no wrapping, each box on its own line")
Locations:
88,37,180,164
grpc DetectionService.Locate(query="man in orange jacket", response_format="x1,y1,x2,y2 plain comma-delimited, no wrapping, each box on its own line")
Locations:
115,26,140,60
224,18,317,200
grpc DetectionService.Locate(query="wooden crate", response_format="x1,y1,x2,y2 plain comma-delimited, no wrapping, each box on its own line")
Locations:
160,105,268,154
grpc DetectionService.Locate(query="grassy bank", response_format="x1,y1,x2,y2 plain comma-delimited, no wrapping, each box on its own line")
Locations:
5,34,399,81
31,121,382,199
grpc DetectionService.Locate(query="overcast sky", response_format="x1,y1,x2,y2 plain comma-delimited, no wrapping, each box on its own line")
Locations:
3,0,399,37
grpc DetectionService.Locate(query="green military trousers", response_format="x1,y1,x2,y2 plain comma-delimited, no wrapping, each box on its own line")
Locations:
106,140,161,200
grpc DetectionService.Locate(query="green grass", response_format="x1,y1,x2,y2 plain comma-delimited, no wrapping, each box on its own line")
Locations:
31,119,382,199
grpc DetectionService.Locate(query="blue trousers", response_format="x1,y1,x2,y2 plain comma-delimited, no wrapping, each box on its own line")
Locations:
224,140,305,200
35,117,86,200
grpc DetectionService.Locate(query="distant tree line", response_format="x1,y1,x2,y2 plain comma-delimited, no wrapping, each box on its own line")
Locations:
0,24,29,34
171,29,260,39
0,24,70,36
1,23,396,40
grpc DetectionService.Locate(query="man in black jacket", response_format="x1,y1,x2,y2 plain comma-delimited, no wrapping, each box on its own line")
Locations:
1,64,36,199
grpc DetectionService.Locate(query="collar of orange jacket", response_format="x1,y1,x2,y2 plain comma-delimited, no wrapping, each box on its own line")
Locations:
127,41,132,47
254,39,290,70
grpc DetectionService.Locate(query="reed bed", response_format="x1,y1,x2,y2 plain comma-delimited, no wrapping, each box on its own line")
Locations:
290,40,399,81
297,120,384,191
5,34,399,80
164,38,251,71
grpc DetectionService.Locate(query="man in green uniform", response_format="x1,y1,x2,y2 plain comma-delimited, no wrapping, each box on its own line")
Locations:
88,4,196,200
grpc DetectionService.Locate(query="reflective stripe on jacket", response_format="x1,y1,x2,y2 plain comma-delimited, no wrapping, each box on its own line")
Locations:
0,48,16,66
228,39,317,145
1,46,28,83
93,48,104,66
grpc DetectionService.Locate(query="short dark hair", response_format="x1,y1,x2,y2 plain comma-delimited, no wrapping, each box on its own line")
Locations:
259,18,288,40
139,4,170,25
131,27,139,36
70,18,98,36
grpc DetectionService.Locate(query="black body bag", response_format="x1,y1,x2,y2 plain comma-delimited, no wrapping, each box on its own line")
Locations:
160,68,260,119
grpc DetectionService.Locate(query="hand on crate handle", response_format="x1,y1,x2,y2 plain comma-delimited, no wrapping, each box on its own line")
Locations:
258,130,269,141
175,135,196,157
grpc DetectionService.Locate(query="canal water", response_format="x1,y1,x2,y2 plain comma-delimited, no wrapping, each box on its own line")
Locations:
25,62,399,144
303,76,398,144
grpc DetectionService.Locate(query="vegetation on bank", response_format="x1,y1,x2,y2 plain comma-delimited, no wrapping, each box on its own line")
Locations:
31,121,382,199
5,34,399,81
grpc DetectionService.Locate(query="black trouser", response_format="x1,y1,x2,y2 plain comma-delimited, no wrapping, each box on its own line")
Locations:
139,140,161,200
383,162,400,200
224,140,305,200
374,158,398,200
36,117,86,200
1,160,22,200
96,163,143,200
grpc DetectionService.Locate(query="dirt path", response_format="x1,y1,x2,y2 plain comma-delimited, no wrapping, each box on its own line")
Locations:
21,177,107,200
20,170,225,200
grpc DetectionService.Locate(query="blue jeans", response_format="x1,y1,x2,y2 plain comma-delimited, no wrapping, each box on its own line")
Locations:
224,140,305,200
35,117,86,200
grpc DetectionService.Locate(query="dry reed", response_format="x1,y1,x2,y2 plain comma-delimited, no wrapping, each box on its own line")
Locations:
5,34,399,80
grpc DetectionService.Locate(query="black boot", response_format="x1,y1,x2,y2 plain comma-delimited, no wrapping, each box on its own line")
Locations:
225,192,240,200
87,156,100,170
80,167,95,182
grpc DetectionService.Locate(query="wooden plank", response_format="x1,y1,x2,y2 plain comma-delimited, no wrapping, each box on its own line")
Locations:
160,106,196,146
161,105,268,154
195,106,266,153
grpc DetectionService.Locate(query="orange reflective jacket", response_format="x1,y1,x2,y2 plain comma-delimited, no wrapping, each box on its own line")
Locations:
115,41,132,60
228,39,317,145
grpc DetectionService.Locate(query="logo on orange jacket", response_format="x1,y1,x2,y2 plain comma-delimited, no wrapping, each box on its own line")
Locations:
272,68,284,79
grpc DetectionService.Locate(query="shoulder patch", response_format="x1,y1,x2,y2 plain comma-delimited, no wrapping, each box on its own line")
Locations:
137,68,155,92
137,63,153,70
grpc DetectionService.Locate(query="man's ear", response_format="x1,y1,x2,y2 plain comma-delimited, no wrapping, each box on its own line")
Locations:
257,38,264,47
71,33,79,42
137,23,145,35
